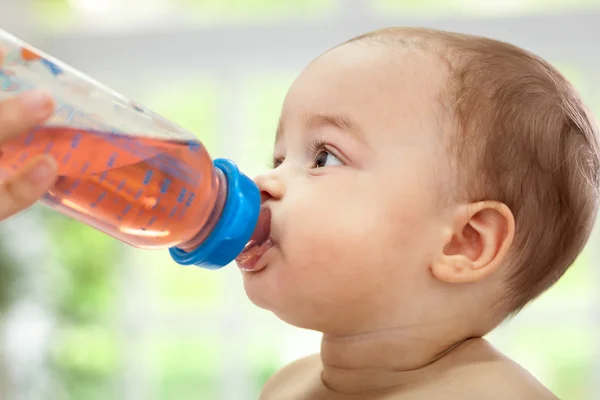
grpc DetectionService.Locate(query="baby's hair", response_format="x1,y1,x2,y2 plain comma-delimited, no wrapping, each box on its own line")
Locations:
345,27,600,315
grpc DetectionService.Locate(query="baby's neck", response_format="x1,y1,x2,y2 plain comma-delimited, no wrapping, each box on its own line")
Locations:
319,323,478,395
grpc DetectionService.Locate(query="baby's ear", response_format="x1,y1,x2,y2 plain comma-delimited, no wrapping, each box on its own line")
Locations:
431,201,515,284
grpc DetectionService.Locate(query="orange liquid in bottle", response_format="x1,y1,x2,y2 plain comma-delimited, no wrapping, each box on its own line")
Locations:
0,126,224,249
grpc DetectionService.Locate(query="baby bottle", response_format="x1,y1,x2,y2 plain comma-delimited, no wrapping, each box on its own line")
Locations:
0,29,268,270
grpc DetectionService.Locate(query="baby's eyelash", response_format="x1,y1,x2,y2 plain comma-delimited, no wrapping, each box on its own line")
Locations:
308,138,328,157
270,157,284,169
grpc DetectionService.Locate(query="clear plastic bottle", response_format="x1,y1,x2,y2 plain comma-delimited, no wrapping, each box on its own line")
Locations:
0,29,266,270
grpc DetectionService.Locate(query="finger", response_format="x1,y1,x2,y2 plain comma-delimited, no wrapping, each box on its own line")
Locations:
0,89,54,141
0,154,58,220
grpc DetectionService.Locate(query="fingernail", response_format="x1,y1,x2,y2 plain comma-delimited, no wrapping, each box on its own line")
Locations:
20,90,53,117
26,157,57,184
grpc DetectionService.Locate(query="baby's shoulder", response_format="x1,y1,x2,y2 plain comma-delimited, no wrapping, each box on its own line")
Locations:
264,353,321,384
446,343,559,400
258,354,323,400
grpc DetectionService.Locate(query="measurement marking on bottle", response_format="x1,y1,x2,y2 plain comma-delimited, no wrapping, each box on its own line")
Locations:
177,188,186,203
143,170,153,185
99,171,108,183
24,132,34,145
71,179,80,190
107,152,118,167
91,191,106,208
71,133,81,148
185,192,195,207
160,178,171,193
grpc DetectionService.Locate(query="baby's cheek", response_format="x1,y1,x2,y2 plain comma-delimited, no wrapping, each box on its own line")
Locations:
288,202,388,278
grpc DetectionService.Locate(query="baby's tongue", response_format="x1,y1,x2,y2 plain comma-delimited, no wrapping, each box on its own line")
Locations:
236,207,271,261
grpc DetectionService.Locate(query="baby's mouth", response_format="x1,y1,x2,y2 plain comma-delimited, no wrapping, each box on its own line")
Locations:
235,207,273,271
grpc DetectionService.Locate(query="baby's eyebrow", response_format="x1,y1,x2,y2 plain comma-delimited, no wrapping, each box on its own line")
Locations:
275,112,367,145
305,113,365,141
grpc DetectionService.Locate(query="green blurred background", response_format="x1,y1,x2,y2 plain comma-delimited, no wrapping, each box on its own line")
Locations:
0,0,599,399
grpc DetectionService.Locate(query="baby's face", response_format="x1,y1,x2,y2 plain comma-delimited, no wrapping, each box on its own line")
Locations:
242,42,456,334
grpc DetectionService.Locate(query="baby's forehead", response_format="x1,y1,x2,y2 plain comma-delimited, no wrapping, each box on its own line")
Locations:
279,42,450,146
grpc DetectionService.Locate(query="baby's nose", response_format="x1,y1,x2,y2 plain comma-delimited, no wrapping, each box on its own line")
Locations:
254,171,285,202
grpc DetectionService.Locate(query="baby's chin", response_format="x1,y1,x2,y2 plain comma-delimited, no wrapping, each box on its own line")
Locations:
241,273,363,333
240,260,275,306
242,275,271,310
241,268,303,325
243,290,323,331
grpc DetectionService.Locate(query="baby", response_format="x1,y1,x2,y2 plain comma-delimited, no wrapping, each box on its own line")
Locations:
238,28,600,399
0,28,598,399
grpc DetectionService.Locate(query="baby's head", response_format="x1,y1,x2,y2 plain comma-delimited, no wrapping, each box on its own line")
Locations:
242,28,600,338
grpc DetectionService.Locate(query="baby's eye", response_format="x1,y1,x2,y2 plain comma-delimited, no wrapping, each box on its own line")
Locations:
314,150,342,168
272,158,284,169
